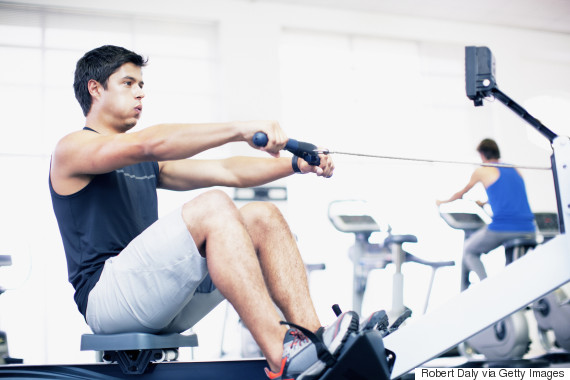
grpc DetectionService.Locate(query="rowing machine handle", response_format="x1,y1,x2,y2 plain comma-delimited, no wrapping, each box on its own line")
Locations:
252,132,321,166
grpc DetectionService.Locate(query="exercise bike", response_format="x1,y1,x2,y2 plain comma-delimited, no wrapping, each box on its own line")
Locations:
328,200,454,321
439,201,570,363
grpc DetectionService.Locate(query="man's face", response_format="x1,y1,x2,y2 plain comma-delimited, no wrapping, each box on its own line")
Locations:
99,62,145,129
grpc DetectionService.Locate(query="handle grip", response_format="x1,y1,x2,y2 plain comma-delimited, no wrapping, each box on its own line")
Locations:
252,132,268,147
252,132,321,166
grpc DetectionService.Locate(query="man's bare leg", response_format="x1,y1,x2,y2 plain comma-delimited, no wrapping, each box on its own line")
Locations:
240,202,321,332
181,190,287,371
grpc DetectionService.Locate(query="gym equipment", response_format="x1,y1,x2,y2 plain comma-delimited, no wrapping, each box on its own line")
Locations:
382,46,570,378
529,213,570,354
440,204,570,362
0,255,22,365
309,304,398,380
4,312,397,380
533,212,559,243
80,288,225,375
252,132,321,165
328,200,454,318
438,202,537,289
313,150,549,171
533,286,570,354
320,317,395,380
81,332,198,375
319,329,393,380
0,357,269,379
439,203,532,362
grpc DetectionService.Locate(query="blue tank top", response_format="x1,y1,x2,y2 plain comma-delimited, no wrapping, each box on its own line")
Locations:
49,156,159,318
486,167,535,232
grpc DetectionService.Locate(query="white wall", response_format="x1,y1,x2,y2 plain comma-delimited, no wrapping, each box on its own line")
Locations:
1,0,569,365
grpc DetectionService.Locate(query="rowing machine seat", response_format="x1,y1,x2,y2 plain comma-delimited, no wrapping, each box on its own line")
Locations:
81,288,224,375
81,332,198,375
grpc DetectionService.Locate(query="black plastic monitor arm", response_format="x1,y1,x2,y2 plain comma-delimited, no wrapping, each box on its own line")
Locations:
490,88,558,143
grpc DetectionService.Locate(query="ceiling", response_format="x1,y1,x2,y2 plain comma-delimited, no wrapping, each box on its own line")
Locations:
252,0,570,35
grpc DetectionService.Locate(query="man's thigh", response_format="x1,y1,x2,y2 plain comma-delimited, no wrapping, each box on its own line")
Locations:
464,227,533,256
86,207,209,334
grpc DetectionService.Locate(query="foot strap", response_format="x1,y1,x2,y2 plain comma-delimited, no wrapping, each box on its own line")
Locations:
279,321,337,368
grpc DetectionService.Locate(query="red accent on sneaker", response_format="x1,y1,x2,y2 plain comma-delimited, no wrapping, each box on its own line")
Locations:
264,357,287,379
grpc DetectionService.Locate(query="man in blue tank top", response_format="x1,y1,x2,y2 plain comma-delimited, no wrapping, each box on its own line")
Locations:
49,45,359,380
436,139,535,290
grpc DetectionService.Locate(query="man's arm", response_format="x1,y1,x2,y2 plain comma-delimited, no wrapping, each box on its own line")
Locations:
50,121,286,195
158,154,335,191
436,168,483,206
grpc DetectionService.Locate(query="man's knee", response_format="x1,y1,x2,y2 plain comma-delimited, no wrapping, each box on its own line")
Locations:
240,201,284,229
182,190,241,229
463,250,482,268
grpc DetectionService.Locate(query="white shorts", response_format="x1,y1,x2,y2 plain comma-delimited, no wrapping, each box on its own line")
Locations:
86,207,224,334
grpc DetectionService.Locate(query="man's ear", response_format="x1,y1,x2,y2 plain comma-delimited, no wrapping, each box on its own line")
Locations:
87,79,102,98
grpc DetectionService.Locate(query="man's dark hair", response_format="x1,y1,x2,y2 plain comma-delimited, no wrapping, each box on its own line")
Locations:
73,45,147,116
477,138,501,160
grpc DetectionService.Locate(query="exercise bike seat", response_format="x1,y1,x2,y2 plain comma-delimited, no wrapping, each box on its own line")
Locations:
503,237,537,265
502,237,537,250
384,234,417,245
384,234,455,269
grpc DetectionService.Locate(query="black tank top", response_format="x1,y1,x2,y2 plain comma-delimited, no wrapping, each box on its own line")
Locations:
49,129,159,318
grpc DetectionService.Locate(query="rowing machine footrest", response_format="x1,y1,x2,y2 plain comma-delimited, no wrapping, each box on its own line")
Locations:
81,332,198,375
320,329,394,380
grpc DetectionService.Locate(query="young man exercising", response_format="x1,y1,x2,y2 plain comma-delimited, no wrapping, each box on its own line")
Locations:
49,45,358,379
436,138,536,290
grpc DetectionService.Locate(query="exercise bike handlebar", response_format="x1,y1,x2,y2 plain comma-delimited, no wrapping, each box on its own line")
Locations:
253,132,321,166
404,252,455,269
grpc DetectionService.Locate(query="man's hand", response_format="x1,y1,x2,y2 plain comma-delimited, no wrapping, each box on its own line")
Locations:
239,120,288,157
475,200,487,208
296,151,335,178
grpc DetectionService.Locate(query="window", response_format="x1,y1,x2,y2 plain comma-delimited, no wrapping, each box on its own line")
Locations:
0,4,220,156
